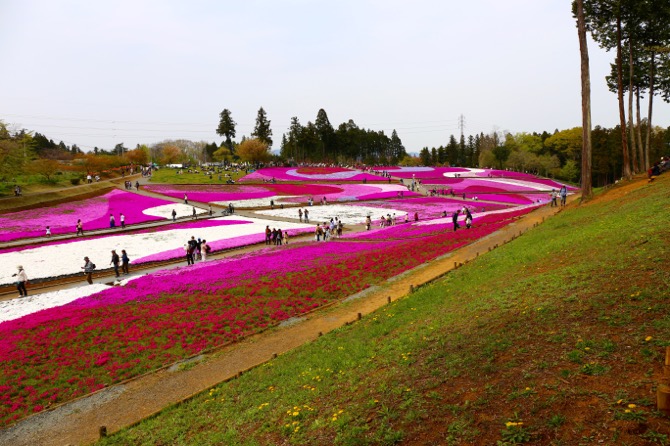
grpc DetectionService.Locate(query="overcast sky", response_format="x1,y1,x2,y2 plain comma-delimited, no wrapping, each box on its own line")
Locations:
1,0,668,153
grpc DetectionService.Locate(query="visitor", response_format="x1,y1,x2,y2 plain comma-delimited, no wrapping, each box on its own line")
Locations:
452,210,460,232
184,194,188,204
121,249,130,275
186,236,197,265
135,181,140,190
172,209,177,222
45,226,51,238
550,189,558,207
270,199,275,209
365,215,371,231
465,208,473,229
304,209,309,223
283,231,289,245
298,208,303,222
120,213,125,229
276,229,283,246
560,186,568,207
315,224,322,241
13,265,28,297
414,212,419,222
82,256,95,284
265,226,272,245
208,205,213,216
201,239,210,261
109,214,116,228
76,219,84,236
110,250,120,278
192,206,197,219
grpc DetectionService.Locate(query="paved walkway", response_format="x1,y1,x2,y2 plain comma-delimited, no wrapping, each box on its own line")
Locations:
0,195,576,446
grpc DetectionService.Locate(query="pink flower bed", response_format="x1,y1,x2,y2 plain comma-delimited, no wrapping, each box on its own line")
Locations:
358,196,508,220
0,207,526,425
145,183,418,204
421,177,571,193
238,167,386,182
0,190,175,243
133,226,314,263
143,184,343,203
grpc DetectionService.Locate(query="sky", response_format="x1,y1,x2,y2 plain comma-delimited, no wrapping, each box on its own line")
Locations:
1,0,668,154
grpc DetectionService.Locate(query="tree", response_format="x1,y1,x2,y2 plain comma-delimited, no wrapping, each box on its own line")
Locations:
212,146,233,162
126,146,150,165
159,145,183,165
576,0,593,198
314,109,335,161
26,158,62,182
251,107,272,147
216,109,236,150
236,138,271,164
419,147,431,165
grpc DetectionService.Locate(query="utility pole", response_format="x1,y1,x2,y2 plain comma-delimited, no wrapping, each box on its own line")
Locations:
458,114,466,139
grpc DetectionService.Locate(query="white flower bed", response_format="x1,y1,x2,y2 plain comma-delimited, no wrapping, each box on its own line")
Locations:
142,203,208,219
0,216,311,286
212,196,297,209
256,204,407,225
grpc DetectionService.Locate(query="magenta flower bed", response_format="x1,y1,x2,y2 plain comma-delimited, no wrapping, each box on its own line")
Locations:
145,183,417,204
144,183,344,203
238,167,386,182
0,208,527,425
473,194,539,205
133,226,314,263
0,190,175,243
345,207,534,240
421,177,571,193
359,197,508,220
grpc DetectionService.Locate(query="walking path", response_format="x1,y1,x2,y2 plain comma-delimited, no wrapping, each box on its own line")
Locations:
0,194,577,446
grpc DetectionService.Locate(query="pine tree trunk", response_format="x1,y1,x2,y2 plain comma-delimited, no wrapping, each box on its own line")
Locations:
616,14,631,179
628,41,638,173
645,52,655,171
635,87,645,168
577,0,592,200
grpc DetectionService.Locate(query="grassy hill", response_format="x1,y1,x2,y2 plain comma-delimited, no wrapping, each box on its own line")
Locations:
99,176,670,445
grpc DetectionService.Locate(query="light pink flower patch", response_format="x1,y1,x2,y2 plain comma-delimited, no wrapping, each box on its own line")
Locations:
0,190,176,243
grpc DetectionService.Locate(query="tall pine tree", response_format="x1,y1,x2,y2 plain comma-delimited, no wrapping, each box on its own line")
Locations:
252,107,273,147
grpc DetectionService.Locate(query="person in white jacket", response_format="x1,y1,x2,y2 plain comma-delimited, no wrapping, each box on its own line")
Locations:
13,265,28,297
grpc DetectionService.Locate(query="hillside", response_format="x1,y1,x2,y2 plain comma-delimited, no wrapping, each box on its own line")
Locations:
91,175,667,445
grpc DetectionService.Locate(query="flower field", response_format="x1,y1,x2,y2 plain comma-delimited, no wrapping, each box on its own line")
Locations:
0,217,312,286
0,190,194,243
238,167,386,182
0,207,527,425
144,183,417,207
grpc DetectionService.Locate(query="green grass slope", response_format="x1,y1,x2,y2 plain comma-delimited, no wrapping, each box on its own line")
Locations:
99,176,670,446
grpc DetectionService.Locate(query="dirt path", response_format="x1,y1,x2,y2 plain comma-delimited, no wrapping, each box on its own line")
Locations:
0,189,591,446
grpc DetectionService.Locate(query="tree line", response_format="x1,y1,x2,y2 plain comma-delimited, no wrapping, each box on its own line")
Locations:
574,0,670,198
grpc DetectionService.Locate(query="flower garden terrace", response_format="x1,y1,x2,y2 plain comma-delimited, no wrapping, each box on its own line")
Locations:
0,203,536,426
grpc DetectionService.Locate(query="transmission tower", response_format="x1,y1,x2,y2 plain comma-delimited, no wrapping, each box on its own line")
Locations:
458,114,466,138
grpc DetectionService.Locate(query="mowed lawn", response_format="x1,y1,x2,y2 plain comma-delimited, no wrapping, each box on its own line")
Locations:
100,176,670,445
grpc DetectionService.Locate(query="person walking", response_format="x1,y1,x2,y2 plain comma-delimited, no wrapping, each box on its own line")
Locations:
465,208,473,229
560,185,568,207
184,194,188,204
76,219,84,236
120,213,126,229
82,256,95,284
192,206,198,220
186,237,197,265
13,265,28,297
121,249,130,275
365,215,371,230
265,226,272,245
172,209,177,222
45,226,51,238
550,189,558,207
208,205,213,216
109,214,116,228
298,208,303,222
304,208,309,223
110,250,121,277
135,180,140,190
283,231,289,245
201,239,210,261
452,210,460,232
